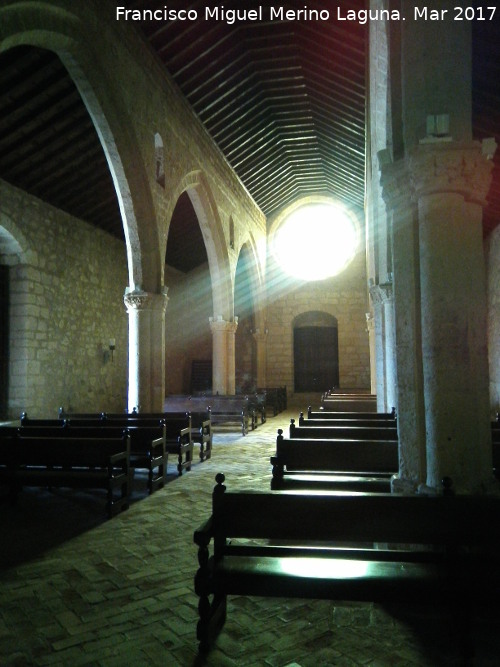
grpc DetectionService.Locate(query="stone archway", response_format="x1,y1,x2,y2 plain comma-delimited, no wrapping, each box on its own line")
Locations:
234,236,266,392
0,5,160,293
165,171,236,394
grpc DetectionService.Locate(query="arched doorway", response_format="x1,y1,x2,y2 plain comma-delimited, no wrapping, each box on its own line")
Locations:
293,311,339,392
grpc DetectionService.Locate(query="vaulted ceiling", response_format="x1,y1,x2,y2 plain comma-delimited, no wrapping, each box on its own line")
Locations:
0,1,499,273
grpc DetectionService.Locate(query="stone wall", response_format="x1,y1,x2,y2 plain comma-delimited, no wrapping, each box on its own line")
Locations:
265,249,370,395
0,179,128,418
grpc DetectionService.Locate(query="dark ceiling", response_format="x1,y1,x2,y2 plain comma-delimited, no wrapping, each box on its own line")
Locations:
0,1,499,274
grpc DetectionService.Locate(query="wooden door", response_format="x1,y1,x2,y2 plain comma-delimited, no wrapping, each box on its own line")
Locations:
294,326,339,392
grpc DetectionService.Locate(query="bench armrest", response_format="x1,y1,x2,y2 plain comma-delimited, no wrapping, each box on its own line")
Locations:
194,516,213,547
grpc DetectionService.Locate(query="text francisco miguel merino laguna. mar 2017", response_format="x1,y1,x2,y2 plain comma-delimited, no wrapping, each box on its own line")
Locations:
115,5,497,25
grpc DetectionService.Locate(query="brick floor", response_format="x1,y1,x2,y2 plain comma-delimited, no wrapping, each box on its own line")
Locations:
1,398,499,666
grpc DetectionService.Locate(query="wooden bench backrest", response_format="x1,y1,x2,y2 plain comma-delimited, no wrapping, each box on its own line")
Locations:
211,481,500,550
21,413,64,427
290,421,398,441
164,396,211,412
18,424,165,446
14,434,130,467
199,395,250,412
89,416,190,435
308,408,396,420
58,408,106,420
275,435,398,473
299,417,396,429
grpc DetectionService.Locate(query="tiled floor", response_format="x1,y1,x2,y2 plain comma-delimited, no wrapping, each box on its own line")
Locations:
1,397,499,666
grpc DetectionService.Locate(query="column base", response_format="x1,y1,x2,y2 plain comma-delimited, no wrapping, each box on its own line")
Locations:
390,475,418,494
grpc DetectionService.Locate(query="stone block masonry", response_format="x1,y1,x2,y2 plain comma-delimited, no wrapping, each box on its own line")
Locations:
1,179,128,418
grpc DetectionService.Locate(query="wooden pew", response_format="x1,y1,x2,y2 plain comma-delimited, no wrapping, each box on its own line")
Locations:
271,429,398,480
196,395,254,435
164,395,252,435
194,473,500,658
163,399,213,459
0,429,130,518
299,414,397,429
21,417,169,490
86,414,193,478
58,410,193,478
289,419,398,441
21,412,66,427
321,390,377,413
308,406,396,420
247,392,266,424
256,386,287,415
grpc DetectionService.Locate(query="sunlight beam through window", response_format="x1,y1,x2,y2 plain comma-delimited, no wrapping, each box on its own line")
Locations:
273,203,358,281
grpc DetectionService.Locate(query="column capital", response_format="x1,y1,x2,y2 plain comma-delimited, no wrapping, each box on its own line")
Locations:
379,157,411,211
252,328,268,343
408,141,495,205
369,282,393,306
209,316,238,334
123,287,169,313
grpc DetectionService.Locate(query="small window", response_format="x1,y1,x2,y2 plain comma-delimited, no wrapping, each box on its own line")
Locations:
229,218,235,250
154,132,165,187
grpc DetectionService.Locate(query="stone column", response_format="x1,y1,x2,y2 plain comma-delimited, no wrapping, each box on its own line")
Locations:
124,287,168,412
381,159,426,490
369,282,396,412
410,142,495,493
209,316,238,394
365,313,377,396
252,328,268,389
226,318,238,395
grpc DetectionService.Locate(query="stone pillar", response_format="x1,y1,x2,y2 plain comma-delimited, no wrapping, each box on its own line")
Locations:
252,328,268,389
410,142,495,493
209,316,238,394
124,287,168,412
381,159,426,490
365,313,377,396
226,318,238,395
369,283,396,412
